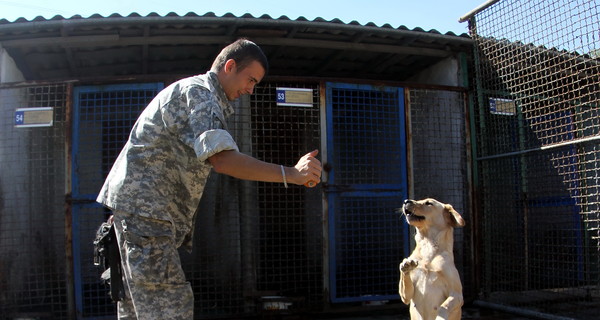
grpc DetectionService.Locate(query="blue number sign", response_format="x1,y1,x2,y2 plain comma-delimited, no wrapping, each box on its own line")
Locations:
14,111,25,125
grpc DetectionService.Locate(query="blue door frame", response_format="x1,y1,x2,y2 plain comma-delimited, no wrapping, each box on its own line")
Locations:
71,83,163,319
325,82,409,303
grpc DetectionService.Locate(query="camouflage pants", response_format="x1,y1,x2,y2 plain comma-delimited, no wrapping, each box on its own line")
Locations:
113,211,194,319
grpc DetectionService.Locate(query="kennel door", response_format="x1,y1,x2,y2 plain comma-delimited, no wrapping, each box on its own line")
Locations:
71,83,163,319
325,82,408,303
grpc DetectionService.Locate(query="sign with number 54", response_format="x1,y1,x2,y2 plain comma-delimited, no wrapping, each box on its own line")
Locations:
14,107,54,128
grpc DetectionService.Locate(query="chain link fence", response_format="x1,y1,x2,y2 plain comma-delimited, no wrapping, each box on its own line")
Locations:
0,80,470,319
0,83,70,319
468,0,600,318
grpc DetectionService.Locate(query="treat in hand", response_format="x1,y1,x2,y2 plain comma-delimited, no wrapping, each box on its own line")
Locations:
305,181,316,187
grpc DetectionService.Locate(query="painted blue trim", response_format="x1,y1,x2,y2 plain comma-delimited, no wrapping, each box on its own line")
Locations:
73,83,165,94
71,82,163,319
71,86,84,318
72,86,82,200
325,83,338,302
397,87,410,257
326,82,408,303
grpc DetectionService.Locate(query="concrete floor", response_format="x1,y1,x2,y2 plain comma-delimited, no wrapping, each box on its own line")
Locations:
255,305,538,320
312,309,534,320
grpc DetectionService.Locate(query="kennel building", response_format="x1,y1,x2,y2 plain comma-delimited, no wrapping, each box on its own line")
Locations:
0,13,473,319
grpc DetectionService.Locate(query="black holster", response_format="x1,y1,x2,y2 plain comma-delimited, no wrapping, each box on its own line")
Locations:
93,219,125,302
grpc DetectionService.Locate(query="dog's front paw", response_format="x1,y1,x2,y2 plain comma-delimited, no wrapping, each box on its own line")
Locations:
400,258,418,273
435,308,450,320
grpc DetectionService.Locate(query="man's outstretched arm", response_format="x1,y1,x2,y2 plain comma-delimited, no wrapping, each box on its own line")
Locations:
208,149,321,187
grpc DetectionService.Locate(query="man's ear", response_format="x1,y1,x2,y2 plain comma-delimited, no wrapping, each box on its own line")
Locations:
224,59,236,73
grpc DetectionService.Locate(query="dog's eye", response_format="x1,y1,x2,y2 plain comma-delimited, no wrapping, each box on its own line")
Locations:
425,201,433,206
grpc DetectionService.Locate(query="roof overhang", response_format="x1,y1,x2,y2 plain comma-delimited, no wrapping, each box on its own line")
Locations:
0,12,473,82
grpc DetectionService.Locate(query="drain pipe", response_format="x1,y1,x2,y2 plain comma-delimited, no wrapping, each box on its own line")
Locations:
473,300,577,320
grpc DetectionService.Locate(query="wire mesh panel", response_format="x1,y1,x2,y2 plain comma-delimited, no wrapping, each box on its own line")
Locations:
71,81,323,319
0,84,69,319
469,0,600,318
409,89,469,207
250,82,324,312
177,95,256,317
175,82,323,318
326,83,408,303
72,83,163,319
408,88,470,289
181,170,252,318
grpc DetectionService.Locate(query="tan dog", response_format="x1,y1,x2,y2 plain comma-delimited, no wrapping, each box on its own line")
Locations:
398,198,465,320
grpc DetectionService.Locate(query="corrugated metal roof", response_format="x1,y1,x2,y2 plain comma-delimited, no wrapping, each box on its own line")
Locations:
0,12,473,81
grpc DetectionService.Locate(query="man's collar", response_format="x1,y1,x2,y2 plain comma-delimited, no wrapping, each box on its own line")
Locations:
207,71,235,118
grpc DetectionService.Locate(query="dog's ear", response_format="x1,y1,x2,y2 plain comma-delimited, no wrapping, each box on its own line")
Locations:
444,204,465,228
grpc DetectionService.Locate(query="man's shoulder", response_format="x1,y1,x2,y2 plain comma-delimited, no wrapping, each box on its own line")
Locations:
173,73,211,91
157,74,214,104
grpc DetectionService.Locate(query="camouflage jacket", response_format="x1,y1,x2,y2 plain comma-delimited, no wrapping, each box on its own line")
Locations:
96,72,238,246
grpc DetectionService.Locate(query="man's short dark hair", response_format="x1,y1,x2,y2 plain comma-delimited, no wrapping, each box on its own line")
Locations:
211,39,269,75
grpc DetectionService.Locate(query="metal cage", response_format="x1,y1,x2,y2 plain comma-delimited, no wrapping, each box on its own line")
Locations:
0,79,471,319
468,0,600,318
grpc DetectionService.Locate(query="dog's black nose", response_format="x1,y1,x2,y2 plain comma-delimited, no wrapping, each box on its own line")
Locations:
404,199,412,205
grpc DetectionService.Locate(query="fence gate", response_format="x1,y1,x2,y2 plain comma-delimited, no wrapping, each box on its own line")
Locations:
71,83,163,319
326,82,408,303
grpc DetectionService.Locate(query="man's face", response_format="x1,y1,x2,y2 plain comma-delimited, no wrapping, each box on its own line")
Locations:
220,59,265,101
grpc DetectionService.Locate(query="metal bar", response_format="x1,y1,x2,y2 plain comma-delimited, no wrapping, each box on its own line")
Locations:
268,75,469,92
476,134,600,161
469,13,495,297
458,0,502,23
404,87,414,200
0,79,78,89
460,50,480,297
64,82,76,320
319,80,330,309
70,86,84,318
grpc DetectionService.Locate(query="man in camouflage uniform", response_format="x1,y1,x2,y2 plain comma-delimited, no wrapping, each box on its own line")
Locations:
96,39,322,319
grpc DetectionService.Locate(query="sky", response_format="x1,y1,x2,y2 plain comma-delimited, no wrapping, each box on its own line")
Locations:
0,0,486,35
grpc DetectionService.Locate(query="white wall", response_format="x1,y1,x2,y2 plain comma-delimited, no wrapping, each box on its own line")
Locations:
407,56,463,87
0,44,25,83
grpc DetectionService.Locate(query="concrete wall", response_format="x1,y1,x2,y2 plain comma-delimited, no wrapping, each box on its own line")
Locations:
0,45,25,83
408,56,463,87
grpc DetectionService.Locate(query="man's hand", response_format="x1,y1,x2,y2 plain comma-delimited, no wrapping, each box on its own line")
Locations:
292,149,322,187
208,149,322,187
